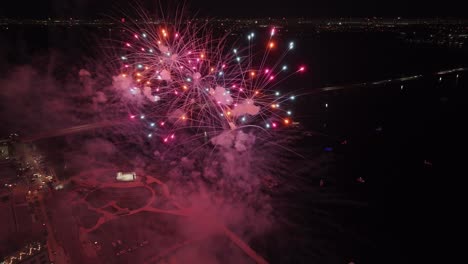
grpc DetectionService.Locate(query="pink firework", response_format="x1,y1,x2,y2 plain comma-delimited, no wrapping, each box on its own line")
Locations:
113,14,306,144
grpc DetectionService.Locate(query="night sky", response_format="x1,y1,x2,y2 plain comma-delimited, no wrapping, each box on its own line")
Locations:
1,0,467,19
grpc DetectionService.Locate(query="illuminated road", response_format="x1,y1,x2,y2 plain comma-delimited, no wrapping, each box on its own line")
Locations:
20,120,128,143
308,67,466,95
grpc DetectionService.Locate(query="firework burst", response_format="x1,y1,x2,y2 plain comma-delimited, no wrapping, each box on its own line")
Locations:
112,14,306,145
95,8,324,264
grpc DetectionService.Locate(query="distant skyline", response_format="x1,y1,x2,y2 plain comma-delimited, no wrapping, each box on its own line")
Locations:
1,17,468,23
1,0,467,19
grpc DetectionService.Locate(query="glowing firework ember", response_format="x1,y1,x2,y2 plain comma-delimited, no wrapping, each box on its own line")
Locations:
114,19,306,143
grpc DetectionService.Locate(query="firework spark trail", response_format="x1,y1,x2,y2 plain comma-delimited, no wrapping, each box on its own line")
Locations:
111,13,306,144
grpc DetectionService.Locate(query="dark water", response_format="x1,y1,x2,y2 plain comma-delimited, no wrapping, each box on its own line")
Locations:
296,74,464,263
1,25,465,263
